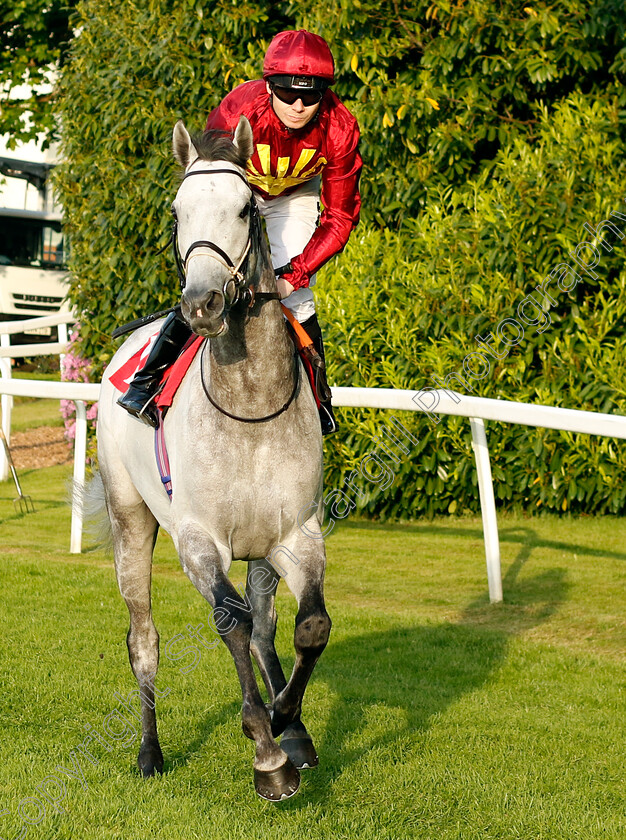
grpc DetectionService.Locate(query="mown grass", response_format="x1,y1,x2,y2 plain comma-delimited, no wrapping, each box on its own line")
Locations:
8,398,64,432
3,368,64,432
0,464,624,840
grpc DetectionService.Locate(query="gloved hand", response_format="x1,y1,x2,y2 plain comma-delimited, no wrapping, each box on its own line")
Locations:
274,254,311,294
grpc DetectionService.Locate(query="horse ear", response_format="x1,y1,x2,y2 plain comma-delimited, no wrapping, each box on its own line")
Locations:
233,115,254,161
173,120,196,168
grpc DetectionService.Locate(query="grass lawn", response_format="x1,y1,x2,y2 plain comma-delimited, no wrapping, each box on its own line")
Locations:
0,464,624,839
3,369,64,432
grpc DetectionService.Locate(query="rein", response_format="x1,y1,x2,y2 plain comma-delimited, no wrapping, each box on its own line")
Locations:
199,340,300,423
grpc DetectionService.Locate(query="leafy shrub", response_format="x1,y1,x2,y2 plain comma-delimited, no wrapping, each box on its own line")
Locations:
316,92,626,516
55,0,626,517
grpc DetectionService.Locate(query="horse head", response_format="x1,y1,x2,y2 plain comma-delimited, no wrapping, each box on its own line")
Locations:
172,117,259,337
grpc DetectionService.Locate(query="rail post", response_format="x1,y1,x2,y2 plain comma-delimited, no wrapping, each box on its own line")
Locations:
0,333,12,482
70,400,88,554
469,417,502,603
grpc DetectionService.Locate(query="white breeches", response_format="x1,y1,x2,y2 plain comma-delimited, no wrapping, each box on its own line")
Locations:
255,177,320,323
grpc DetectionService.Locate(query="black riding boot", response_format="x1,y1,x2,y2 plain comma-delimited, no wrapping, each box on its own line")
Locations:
117,311,192,428
300,314,337,437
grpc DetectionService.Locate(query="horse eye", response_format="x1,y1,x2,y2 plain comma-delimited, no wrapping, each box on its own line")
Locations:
239,202,250,220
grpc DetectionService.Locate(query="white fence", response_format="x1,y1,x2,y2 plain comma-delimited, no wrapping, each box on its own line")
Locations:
0,313,99,553
2,314,626,603
333,387,626,603
1,311,78,471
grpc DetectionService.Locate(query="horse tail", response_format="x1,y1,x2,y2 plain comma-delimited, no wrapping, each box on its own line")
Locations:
72,471,113,551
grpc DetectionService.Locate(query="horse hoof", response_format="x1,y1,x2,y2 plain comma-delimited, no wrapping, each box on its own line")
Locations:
137,741,164,778
254,758,300,802
280,737,319,770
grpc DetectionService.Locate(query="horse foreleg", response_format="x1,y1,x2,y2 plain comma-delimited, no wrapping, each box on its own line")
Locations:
246,558,284,699
246,558,319,769
268,534,331,741
105,480,162,777
179,528,300,800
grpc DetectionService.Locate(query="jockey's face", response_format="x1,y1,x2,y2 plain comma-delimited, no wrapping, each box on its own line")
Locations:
266,81,321,130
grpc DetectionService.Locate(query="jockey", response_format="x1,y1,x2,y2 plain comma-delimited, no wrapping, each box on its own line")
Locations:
118,29,362,435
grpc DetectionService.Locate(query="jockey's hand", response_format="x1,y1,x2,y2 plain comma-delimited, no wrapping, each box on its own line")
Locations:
275,254,311,295
277,277,295,299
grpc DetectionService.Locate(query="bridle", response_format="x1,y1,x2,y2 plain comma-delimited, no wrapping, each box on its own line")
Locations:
168,163,277,313
166,162,298,423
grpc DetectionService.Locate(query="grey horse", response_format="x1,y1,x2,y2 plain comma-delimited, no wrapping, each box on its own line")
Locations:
96,117,331,801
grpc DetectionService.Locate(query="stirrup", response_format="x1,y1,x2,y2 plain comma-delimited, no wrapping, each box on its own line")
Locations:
319,403,337,437
117,391,160,428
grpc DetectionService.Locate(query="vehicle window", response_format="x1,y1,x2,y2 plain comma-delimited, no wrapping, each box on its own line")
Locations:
0,218,65,268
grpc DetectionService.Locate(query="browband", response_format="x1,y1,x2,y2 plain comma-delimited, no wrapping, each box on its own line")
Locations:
183,166,251,189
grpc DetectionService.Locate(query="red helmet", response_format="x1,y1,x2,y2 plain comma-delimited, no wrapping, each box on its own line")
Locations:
263,30,335,87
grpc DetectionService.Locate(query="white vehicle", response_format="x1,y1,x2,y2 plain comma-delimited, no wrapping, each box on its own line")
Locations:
0,157,71,341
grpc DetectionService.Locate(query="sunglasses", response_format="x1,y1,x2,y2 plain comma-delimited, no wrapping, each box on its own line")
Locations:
271,84,324,107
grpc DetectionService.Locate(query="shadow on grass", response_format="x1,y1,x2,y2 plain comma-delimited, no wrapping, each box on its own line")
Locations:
160,533,568,802
0,497,66,526
279,544,568,806
163,700,242,773
336,518,626,562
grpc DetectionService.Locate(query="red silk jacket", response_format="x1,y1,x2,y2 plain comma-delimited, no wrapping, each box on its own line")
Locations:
205,80,362,289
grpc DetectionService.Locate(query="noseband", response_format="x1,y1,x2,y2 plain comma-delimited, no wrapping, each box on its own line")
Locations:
169,165,267,312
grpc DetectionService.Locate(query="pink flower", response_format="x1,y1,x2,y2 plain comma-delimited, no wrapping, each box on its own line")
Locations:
60,327,98,453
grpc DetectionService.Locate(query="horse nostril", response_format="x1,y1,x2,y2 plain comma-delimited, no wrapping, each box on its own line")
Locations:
204,290,223,317
183,289,225,324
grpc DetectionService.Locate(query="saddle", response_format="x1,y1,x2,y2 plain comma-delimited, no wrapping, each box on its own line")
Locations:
109,306,330,410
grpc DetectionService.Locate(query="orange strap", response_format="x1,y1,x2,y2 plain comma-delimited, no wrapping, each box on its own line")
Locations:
280,303,314,351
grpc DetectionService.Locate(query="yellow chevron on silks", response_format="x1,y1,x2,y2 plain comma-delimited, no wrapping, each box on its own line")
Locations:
247,144,328,196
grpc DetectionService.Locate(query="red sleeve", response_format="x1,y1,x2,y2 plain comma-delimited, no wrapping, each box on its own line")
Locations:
289,116,362,287
206,97,238,132
205,81,264,132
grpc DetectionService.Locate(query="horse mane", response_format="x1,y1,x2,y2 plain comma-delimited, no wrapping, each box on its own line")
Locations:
192,129,249,168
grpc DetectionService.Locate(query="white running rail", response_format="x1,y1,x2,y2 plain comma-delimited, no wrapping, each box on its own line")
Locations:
331,387,626,604
1,313,77,477
0,377,100,553
0,312,99,554
2,315,626,603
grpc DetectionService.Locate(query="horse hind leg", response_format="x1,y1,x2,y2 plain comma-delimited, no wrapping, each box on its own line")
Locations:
105,479,163,777
246,558,319,770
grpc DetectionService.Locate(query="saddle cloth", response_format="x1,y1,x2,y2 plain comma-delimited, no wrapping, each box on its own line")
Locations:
108,331,203,409
107,314,321,411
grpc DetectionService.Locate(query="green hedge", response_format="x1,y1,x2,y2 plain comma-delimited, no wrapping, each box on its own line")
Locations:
316,91,626,516
294,0,626,225
55,0,626,518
